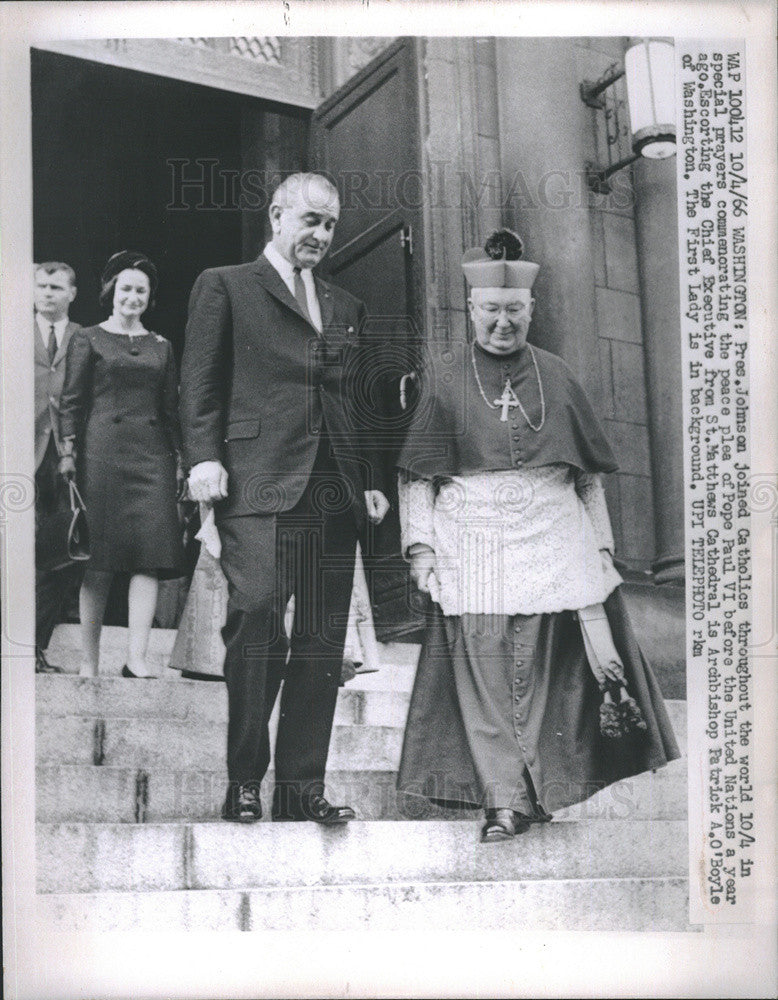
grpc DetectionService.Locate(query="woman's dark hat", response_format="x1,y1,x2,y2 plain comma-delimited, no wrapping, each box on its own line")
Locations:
462,228,539,289
101,251,158,292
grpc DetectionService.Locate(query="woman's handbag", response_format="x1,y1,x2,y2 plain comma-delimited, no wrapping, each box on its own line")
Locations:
36,479,90,572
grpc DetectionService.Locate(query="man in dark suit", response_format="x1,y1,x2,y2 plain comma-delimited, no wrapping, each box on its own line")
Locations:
33,262,81,673
180,173,390,825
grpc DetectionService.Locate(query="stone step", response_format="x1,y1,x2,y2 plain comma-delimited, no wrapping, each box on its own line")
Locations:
35,672,687,732
37,818,687,894
550,758,687,821
47,625,179,675
37,707,687,773
36,675,412,728
35,766,422,823
36,717,403,771
37,876,692,932
45,624,420,687
35,672,687,746
37,757,688,823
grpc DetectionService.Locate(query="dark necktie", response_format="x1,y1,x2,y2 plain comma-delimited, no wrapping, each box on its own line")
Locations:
47,324,57,364
292,267,314,327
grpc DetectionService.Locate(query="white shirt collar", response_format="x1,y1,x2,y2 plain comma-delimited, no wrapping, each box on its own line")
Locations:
263,242,321,332
35,312,69,347
264,242,309,283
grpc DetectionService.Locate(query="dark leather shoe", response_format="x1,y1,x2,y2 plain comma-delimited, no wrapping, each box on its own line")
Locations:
520,806,553,824
481,808,531,843
273,792,355,825
35,648,63,674
121,665,154,679
306,794,356,825
221,783,263,823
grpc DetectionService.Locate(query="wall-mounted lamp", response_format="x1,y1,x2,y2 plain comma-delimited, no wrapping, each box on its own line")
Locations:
580,38,676,193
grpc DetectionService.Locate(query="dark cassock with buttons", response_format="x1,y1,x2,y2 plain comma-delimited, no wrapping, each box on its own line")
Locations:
395,231,680,839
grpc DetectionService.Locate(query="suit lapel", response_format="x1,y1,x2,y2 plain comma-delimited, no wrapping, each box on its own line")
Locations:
53,321,77,367
34,318,77,367
252,254,313,329
33,319,48,367
314,276,335,332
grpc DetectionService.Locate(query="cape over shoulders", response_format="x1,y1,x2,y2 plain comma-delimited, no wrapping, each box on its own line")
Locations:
528,342,572,373
421,340,583,398
399,338,617,477
423,339,568,366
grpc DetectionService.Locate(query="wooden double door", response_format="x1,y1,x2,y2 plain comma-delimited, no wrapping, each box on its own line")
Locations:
310,39,428,640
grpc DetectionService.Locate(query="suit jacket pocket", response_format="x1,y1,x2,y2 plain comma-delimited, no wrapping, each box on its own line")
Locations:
323,320,357,343
225,418,261,441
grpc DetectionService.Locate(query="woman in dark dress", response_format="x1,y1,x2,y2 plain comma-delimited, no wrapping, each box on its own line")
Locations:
59,251,184,677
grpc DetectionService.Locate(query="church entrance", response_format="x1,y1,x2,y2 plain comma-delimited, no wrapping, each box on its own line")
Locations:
31,48,310,355
32,49,310,626
32,40,426,636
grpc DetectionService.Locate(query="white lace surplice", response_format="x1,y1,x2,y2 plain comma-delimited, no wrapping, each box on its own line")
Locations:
398,464,622,616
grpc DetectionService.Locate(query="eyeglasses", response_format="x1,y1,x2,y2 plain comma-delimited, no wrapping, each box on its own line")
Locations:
475,303,530,317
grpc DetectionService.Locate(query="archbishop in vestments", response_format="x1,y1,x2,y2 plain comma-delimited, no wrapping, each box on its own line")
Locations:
396,230,680,843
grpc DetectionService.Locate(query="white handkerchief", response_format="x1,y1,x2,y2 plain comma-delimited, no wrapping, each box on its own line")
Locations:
195,503,222,559
427,570,442,606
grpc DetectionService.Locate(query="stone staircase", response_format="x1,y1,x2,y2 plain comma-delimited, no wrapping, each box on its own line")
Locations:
36,625,691,932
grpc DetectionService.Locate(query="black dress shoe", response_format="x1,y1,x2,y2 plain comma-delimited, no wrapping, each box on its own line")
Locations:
306,795,356,825
121,665,153,679
221,783,263,823
180,669,224,682
273,793,356,825
481,808,531,843
522,806,553,824
35,648,63,674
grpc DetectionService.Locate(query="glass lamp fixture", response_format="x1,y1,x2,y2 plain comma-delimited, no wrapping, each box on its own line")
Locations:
625,39,676,159
580,38,676,192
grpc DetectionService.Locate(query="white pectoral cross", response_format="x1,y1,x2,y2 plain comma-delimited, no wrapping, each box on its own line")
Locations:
495,379,520,421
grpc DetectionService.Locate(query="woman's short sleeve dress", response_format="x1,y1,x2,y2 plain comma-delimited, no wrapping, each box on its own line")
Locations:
59,325,184,575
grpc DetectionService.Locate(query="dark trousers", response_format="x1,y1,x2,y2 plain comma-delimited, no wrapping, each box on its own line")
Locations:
35,436,83,650
218,437,358,814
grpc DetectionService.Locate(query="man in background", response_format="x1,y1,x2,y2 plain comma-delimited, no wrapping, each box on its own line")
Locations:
34,261,81,673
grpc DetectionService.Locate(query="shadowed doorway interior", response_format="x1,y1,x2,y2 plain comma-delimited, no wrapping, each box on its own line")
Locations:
32,48,309,625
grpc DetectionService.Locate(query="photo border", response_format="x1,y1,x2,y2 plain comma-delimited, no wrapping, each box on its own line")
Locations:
2,2,776,998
